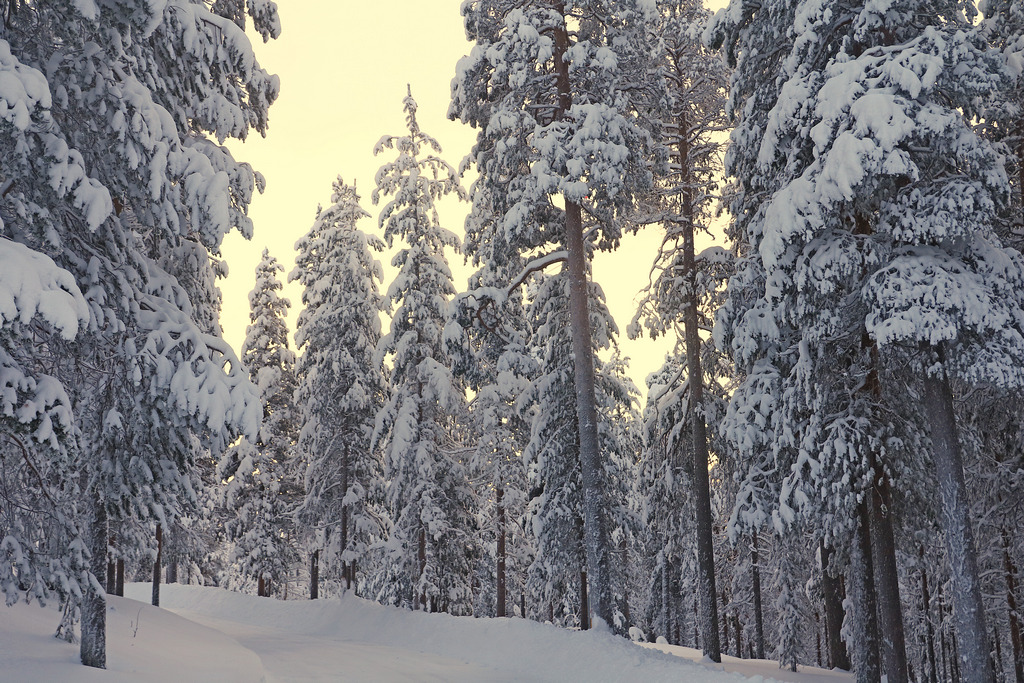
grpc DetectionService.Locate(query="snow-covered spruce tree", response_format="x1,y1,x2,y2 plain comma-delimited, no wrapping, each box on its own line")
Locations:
220,249,300,598
292,178,388,596
520,269,637,630
371,90,476,614
451,0,660,630
0,242,90,608
709,0,1024,677
0,0,276,667
981,0,1024,254
771,532,812,672
637,357,694,645
445,167,541,619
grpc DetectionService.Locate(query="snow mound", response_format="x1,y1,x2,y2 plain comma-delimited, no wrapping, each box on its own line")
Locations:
0,584,850,682
125,583,805,682
0,594,263,682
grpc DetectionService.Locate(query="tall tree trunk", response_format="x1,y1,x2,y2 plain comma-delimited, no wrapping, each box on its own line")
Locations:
853,501,882,683
619,535,631,626
752,533,766,659
341,449,351,591
870,475,909,683
816,611,823,667
550,3,613,631
721,589,730,655
821,541,851,669
676,108,722,663
258,575,266,598
580,570,590,630
496,484,506,618
940,577,951,683
662,557,674,643
1002,527,1024,683
922,358,994,683
106,542,115,595
115,559,124,597
152,523,162,607
418,527,427,610
81,491,107,669
921,560,938,683
166,559,177,584
310,549,319,600
862,330,909,681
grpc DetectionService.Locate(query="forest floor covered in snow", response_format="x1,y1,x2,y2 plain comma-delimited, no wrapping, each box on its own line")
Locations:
0,583,854,682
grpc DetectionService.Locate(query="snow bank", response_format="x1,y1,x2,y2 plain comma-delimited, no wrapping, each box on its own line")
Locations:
0,594,263,682
0,584,852,681
125,583,820,683
640,642,853,683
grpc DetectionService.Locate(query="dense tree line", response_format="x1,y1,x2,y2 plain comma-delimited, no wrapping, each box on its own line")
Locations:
3,0,1024,680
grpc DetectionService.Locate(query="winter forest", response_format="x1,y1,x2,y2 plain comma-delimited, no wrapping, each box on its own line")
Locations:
2,0,1024,681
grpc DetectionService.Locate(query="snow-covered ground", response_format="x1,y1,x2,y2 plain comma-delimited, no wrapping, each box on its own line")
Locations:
0,584,854,682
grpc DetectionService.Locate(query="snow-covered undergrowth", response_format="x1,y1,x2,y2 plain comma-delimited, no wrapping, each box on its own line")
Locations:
1,584,853,682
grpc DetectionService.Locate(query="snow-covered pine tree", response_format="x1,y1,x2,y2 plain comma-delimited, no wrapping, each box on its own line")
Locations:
709,0,1024,677
452,0,660,629
371,90,476,614
292,178,388,596
629,3,732,642
220,249,299,598
0,0,276,667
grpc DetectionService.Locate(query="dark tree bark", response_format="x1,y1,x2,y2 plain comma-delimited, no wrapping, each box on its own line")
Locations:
922,359,994,683
418,527,427,610
580,570,590,630
310,549,319,600
853,501,882,683
721,589,730,655
341,452,351,591
620,535,631,626
257,575,266,598
106,554,115,595
822,541,851,669
115,559,124,597
550,4,613,631
752,533,766,659
496,485,506,618
81,492,107,669
940,577,951,683
861,331,908,681
166,560,178,584
1002,527,1024,683
816,611,823,667
152,524,162,607
870,475,909,683
921,560,938,683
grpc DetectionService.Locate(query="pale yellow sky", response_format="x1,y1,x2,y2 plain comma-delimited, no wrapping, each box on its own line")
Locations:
221,1,707,397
